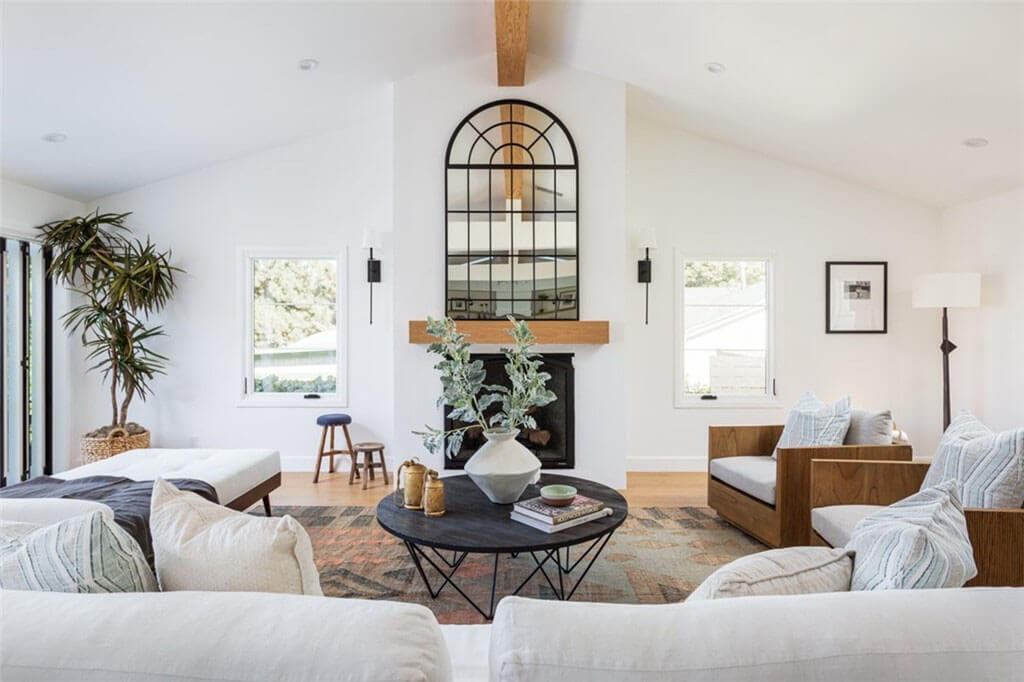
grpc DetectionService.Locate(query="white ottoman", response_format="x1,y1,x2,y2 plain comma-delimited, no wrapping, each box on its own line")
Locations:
59,448,281,513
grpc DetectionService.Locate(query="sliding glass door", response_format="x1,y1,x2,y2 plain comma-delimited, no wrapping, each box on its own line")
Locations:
1,237,53,486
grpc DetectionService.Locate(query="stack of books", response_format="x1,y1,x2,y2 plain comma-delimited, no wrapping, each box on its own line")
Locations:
510,495,612,533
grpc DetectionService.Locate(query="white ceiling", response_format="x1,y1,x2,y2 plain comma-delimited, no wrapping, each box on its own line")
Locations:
2,2,1022,207
531,1,1024,207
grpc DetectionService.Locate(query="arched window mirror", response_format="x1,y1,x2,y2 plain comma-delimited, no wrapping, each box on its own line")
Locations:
445,100,578,320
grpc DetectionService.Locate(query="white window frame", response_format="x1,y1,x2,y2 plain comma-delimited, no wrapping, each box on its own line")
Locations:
674,251,777,409
238,247,348,408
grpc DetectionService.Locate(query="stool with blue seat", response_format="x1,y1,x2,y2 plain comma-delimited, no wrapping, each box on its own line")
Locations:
313,413,357,484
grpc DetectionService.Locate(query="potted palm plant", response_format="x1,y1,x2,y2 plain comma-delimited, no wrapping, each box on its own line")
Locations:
38,211,181,462
415,316,557,503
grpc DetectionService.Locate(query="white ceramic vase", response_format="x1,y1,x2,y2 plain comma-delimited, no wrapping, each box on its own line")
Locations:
464,428,541,504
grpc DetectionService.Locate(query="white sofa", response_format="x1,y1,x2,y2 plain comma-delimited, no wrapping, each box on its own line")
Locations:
2,588,1021,682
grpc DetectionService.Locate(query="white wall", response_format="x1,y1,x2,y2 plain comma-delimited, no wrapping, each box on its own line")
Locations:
392,56,629,487
939,186,1023,431
625,110,945,469
0,178,85,472
77,87,395,471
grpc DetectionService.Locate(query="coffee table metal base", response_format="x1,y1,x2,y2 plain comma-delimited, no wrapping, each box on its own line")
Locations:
402,530,616,621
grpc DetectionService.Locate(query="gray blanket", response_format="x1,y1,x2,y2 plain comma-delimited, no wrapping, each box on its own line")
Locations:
0,475,219,556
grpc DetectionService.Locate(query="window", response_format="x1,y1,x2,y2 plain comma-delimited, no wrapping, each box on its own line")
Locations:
675,256,775,407
241,251,345,405
445,99,579,320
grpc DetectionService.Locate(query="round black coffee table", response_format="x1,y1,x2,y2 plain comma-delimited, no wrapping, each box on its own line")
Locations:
376,474,628,620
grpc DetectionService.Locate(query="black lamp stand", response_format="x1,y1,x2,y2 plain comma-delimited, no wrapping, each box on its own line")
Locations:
940,306,957,430
637,248,652,325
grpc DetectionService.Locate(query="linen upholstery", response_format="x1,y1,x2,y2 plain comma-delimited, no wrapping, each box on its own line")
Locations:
686,547,853,601
709,456,776,504
846,480,977,590
773,392,852,458
149,478,321,595
489,589,1024,681
0,497,113,525
844,409,894,445
0,511,156,593
922,411,1024,508
811,504,881,547
0,590,453,682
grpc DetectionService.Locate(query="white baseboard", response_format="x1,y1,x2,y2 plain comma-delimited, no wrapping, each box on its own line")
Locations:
627,456,707,473
280,455,397,473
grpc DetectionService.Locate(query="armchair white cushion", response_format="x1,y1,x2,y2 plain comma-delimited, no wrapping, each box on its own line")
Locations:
709,456,776,504
811,504,880,547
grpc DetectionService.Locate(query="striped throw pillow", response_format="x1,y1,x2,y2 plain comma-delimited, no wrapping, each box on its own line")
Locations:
773,392,852,458
846,480,977,590
922,411,1024,508
0,510,157,593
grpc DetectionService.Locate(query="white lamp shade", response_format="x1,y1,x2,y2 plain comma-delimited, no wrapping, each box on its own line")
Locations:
912,272,981,309
636,228,657,250
361,229,381,250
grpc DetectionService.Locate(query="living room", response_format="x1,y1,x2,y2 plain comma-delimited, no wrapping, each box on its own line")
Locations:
1,2,1021,680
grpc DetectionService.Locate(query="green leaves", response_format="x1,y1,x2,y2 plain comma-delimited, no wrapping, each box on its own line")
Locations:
415,315,558,457
37,210,182,427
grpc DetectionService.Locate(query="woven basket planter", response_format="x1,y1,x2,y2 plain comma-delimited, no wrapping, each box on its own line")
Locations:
80,428,151,464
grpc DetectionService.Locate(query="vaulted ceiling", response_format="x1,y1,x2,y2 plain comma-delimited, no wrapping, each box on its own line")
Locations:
3,2,1021,207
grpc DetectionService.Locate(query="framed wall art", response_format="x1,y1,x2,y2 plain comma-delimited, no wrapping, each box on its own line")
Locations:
826,261,888,333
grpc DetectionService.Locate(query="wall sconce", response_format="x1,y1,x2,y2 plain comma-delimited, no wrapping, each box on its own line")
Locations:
361,229,382,324
636,228,657,325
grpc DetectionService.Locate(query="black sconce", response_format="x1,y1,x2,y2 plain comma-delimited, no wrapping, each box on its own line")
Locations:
362,229,381,324
636,228,657,325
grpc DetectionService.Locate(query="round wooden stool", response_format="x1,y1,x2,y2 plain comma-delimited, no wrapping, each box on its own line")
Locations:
313,413,357,484
352,442,389,490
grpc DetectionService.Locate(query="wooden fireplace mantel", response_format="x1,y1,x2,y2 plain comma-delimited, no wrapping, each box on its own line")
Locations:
408,320,609,345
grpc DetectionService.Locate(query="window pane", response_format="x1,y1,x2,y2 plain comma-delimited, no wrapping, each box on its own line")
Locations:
684,261,766,305
252,258,337,394
684,350,766,396
684,306,766,351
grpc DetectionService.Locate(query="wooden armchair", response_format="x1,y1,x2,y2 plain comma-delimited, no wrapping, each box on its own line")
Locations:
810,459,1024,587
707,425,913,547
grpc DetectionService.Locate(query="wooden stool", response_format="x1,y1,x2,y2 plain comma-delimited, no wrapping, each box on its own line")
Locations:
313,413,357,484
352,442,389,490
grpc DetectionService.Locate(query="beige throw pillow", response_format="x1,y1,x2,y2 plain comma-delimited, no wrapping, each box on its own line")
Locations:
685,547,853,601
150,478,322,595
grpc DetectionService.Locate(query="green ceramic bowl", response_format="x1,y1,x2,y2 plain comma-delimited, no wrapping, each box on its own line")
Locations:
540,484,578,507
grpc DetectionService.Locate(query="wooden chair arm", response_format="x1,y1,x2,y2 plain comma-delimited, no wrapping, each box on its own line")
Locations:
809,458,928,508
708,425,784,460
965,508,1024,587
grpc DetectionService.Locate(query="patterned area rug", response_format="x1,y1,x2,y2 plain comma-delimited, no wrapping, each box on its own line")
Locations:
271,504,765,624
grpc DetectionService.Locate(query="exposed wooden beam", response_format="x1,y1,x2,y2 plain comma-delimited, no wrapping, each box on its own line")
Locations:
495,0,529,86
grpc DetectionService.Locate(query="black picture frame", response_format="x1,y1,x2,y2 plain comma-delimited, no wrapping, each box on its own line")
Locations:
825,261,888,334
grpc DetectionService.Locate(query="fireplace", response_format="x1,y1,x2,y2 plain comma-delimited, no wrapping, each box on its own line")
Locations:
444,353,575,470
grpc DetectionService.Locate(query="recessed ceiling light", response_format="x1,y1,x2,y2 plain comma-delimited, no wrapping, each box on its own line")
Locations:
963,137,988,148
705,62,726,74
42,132,68,143
298,58,319,72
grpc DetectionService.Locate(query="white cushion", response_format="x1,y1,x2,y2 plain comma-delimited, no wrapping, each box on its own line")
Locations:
1,590,453,682
60,448,280,506
922,411,1024,508
489,589,1024,681
686,547,852,601
811,504,882,547
710,456,776,505
774,392,852,458
0,511,156,593
150,478,321,595
0,497,114,525
847,480,977,590
441,625,491,682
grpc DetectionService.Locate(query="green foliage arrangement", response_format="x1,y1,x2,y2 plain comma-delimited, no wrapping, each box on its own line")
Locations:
415,316,557,458
38,211,181,429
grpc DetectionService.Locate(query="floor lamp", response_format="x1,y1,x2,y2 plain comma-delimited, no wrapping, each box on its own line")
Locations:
912,272,981,430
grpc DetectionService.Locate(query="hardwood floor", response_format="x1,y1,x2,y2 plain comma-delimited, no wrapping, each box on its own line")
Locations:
265,470,708,509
